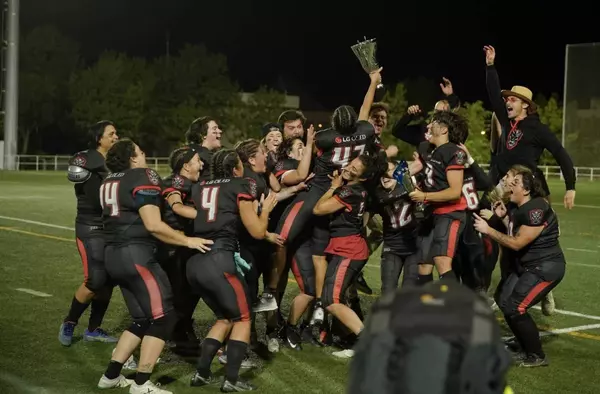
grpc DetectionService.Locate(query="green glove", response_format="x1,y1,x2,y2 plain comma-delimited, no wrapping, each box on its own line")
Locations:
234,252,251,276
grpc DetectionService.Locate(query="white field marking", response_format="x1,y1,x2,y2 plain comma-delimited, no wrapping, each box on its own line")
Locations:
0,371,60,394
0,195,51,200
15,288,53,297
566,247,598,253
552,203,600,209
502,323,600,341
570,262,600,269
531,305,600,321
0,215,74,231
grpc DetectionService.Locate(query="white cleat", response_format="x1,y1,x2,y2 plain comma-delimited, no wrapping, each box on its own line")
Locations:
332,349,355,359
310,306,325,326
129,380,172,394
267,337,280,353
98,374,133,389
542,291,556,316
253,293,278,313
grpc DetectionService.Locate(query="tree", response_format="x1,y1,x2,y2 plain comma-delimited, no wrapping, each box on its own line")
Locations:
457,101,491,163
224,87,287,145
536,94,564,165
19,26,80,153
145,44,239,152
381,82,415,158
69,52,156,149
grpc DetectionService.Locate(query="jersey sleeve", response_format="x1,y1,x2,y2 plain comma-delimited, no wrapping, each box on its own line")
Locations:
132,169,163,209
445,147,467,171
274,158,299,181
244,177,259,200
333,186,362,212
68,151,102,183
235,178,256,204
162,174,192,198
523,198,550,227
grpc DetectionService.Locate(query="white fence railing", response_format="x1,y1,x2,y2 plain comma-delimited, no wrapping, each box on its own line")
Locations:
7,154,600,181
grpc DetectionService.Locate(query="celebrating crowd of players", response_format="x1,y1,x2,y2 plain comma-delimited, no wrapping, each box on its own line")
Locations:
58,46,574,393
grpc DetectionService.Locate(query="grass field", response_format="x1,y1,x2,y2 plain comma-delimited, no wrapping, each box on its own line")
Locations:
1,171,600,394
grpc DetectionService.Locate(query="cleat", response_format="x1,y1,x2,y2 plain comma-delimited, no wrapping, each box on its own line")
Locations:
310,304,325,326
218,353,258,369
355,272,373,295
221,379,256,392
518,354,549,368
98,374,133,389
190,372,219,387
503,337,521,353
129,380,172,394
300,324,321,346
284,326,302,350
332,349,355,359
253,293,278,313
542,291,555,316
84,328,118,343
59,321,77,347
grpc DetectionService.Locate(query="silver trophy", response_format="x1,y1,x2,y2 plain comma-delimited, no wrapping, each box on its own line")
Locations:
351,37,383,88
393,160,427,220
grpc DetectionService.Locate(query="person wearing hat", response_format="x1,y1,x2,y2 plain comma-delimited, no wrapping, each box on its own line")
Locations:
483,45,576,211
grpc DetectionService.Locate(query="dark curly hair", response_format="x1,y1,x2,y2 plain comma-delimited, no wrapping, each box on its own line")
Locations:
211,149,241,179
331,105,358,135
106,138,137,173
430,110,469,145
357,151,389,181
88,120,115,149
275,136,303,163
234,139,261,165
369,102,389,116
278,110,306,125
185,116,215,144
169,146,197,172
511,166,546,198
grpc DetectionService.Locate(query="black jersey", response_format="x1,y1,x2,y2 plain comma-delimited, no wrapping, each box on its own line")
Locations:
239,166,269,245
372,184,418,255
190,177,254,251
101,168,163,245
330,183,367,238
188,144,214,181
67,149,108,227
418,141,468,214
508,197,564,267
312,121,377,190
161,173,195,233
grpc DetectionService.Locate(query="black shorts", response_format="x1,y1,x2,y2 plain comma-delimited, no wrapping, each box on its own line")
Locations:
105,243,173,321
380,250,419,294
187,250,251,322
241,241,273,303
426,211,466,261
496,261,565,317
75,223,109,292
289,236,316,296
275,186,326,247
322,254,367,307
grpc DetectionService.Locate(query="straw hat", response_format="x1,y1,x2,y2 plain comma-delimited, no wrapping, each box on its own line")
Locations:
501,86,537,111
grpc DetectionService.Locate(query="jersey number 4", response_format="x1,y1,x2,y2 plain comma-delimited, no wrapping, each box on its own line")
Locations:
201,186,220,222
332,145,366,167
100,181,120,217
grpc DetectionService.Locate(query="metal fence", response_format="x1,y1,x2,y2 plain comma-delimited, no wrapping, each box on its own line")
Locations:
8,154,600,181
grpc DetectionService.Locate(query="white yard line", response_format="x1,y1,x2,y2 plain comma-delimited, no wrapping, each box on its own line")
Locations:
15,288,53,298
531,306,600,321
502,323,600,340
566,247,598,253
0,215,74,231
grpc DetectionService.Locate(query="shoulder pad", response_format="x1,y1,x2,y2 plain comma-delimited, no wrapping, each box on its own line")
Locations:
67,165,91,183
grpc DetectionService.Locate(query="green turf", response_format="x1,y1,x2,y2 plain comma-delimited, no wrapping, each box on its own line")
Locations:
1,171,600,393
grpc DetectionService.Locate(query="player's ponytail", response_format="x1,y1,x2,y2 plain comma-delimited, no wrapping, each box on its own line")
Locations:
234,139,261,165
331,105,358,135
211,149,240,179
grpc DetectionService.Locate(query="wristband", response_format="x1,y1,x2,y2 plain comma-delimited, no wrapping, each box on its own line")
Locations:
171,201,183,208
467,156,475,166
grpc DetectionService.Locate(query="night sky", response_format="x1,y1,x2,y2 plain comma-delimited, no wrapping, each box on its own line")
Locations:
21,0,600,110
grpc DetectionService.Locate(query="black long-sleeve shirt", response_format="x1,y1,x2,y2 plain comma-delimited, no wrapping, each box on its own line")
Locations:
485,65,576,190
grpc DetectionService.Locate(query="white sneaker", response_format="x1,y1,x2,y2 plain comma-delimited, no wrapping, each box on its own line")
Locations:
129,380,172,394
542,291,555,316
112,348,139,371
253,293,278,313
98,374,133,389
267,337,280,353
332,349,355,359
310,306,325,326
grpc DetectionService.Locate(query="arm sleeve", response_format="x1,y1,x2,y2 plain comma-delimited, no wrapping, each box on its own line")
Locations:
535,127,576,190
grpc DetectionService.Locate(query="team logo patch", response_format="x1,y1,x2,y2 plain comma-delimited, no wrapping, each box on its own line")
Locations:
247,178,258,198
146,169,160,185
338,187,351,199
506,129,524,150
529,208,544,225
454,150,466,165
335,137,342,144
72,155,86,167
275,161,284,171
172,174,185,190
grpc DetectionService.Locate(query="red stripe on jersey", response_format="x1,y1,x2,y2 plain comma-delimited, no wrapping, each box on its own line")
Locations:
76,238,89,281
224,272,251,322
134,264,165,319
445,220,461,258
333,195,352,212
446,165,465,172
236,193,254,205
162,187,178,197
291,257,305,293
433,196,468,215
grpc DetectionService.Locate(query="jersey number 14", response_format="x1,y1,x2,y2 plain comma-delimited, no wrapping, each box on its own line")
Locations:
100,181,120,217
